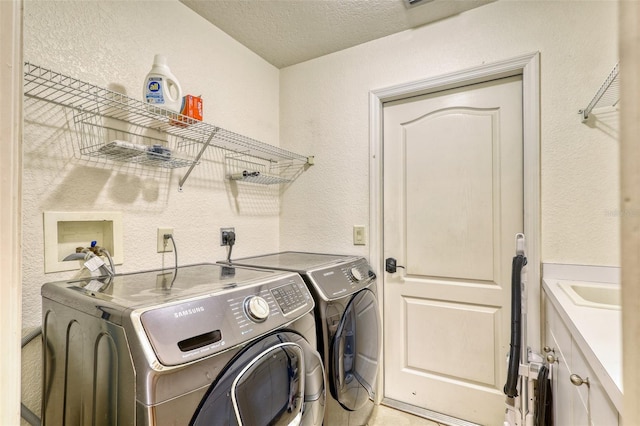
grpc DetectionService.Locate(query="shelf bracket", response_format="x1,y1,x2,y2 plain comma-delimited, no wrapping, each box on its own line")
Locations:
178,130,217,191
579,63,619,122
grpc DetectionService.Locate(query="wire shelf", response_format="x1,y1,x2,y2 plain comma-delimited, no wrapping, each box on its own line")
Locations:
24,62,312,182
228,171,293,185
74,111,196,169
580,63,619,121
82,138,195,169
225,154,303,185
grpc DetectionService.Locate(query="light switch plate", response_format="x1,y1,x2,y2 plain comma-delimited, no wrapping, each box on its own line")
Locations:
353,225,366,245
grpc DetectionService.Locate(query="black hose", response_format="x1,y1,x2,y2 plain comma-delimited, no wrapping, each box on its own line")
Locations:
165,234,178,288
21,328,43,426
535,364,553,426
225,231,236,262
503,254,527,398
21,403,41,426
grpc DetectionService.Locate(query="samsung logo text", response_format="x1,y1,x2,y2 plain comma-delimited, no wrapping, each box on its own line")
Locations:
174,306,205,318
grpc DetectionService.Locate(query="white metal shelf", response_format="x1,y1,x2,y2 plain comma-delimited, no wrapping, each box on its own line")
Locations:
23,62,312,187
228,171,292,185
580,63,619,122
84,139,195,169
224,153,307,185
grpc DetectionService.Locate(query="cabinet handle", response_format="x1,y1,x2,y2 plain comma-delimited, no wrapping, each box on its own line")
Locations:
570,374,590,387
543,346,557,363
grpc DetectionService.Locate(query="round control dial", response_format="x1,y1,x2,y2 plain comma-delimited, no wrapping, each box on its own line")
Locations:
350,267,365,282
244,296,270,322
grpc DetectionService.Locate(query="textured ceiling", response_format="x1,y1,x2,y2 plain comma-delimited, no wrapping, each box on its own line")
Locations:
180,0,494,69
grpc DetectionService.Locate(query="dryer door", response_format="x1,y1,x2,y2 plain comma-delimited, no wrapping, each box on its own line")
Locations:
330,288,381,411
191,331,324,426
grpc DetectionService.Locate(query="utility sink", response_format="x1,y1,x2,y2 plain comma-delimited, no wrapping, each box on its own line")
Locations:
558,281,621,310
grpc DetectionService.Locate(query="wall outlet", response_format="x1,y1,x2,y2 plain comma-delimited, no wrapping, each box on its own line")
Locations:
157,228,174,253
220,227,235,246
353,225,366,245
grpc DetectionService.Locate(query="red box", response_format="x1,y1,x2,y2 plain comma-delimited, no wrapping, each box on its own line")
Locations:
170,95,203,127
181,95,203,121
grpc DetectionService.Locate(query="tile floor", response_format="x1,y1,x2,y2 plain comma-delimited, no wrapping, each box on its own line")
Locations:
367,404,442,426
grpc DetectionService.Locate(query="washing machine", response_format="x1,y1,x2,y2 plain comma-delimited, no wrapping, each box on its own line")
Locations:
221,252,381,426
40,263,325,425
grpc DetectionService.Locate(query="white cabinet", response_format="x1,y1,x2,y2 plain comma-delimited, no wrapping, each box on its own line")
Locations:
544,295,619,426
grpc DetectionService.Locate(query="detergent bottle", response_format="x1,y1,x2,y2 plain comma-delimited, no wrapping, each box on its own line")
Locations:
143,54,183,112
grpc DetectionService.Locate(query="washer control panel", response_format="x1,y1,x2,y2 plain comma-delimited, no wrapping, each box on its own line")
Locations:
270,282,309,315
138,272,313,366
307,257,376,301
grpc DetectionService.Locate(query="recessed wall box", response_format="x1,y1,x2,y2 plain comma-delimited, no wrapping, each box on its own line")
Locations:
43,211,123,273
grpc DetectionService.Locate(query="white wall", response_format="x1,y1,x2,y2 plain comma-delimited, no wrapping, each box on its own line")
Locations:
279,0,620,267
21,0,281,419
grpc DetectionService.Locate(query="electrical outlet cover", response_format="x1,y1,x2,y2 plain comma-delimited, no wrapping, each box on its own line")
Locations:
157,228,174,253
220,227,235,246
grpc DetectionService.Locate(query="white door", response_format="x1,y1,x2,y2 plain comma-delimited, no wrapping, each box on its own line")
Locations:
383,76,523,425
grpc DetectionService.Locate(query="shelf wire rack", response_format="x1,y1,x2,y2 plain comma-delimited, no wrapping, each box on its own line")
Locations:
580,63,619,122
73,111,195,169
225,153,303,185
24,62,312,184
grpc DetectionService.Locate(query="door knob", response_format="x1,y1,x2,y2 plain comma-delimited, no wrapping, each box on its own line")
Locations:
570,374,590,387
385,258,405,274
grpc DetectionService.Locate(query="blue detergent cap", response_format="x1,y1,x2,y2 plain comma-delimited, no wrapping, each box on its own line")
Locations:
91,240,97,247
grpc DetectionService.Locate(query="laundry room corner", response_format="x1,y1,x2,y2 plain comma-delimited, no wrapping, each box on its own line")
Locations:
20,0,285,421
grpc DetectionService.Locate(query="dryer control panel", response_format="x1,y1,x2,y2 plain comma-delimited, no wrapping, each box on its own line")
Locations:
136,273,313,367
306,257,376,301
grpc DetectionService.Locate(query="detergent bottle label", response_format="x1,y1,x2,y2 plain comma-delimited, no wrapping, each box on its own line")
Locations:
145,77,165,104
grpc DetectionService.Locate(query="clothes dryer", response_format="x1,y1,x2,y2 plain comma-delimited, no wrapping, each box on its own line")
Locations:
41,263,325,425
221,252,381,425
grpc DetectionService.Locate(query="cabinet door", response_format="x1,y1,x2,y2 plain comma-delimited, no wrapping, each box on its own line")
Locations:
544,296,619,426
545,299,573,426
572,343,618,426
549,331,574,425
570,384,589,426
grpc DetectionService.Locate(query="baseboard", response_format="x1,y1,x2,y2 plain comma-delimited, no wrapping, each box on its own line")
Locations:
381,398,481,426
